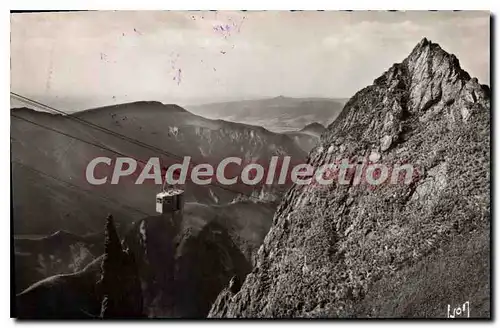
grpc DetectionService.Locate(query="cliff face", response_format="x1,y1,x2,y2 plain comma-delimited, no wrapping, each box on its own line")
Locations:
125,213,252,318
208,38,490,318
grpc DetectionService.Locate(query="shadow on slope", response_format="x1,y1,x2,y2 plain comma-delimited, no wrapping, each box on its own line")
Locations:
14,230,104,294
15,255,104,319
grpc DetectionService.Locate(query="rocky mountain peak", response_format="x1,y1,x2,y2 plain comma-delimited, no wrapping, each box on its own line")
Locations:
326,38,489,154
372,37,487,116
405,37,467,76
209,38,490,318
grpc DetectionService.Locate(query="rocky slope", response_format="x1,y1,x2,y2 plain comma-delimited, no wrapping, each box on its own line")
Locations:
208,38,490,318
124,200,274,317
164,220,249,318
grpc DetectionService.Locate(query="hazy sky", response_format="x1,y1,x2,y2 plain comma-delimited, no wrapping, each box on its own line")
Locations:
11,11,490,111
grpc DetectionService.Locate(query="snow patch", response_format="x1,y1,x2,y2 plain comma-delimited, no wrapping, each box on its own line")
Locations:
68,243,92,271
169,126,179,137
199,146,208,157
139,220,147,247
209,188,220,204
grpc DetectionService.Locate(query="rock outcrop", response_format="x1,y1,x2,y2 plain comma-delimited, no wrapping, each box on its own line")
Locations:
15,200,272,319
208,38,490,318
15,215,144,319
99,215,144,318
125,214,251,318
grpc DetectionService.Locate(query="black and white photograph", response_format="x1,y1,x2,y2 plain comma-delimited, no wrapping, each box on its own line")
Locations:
9,9,491,319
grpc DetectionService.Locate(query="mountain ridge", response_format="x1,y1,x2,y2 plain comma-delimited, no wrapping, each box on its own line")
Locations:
208,38,491,318
11,100,306,234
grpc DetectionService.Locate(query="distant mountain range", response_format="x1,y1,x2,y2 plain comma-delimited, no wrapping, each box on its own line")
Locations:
185,96,347,133
12,96,343,318
11,101,312,235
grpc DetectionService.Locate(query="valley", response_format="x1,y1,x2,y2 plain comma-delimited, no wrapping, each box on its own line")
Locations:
11,97,331,318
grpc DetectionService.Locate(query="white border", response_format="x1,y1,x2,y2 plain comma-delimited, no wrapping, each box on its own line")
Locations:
4,0,497,10
3,1,497,327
